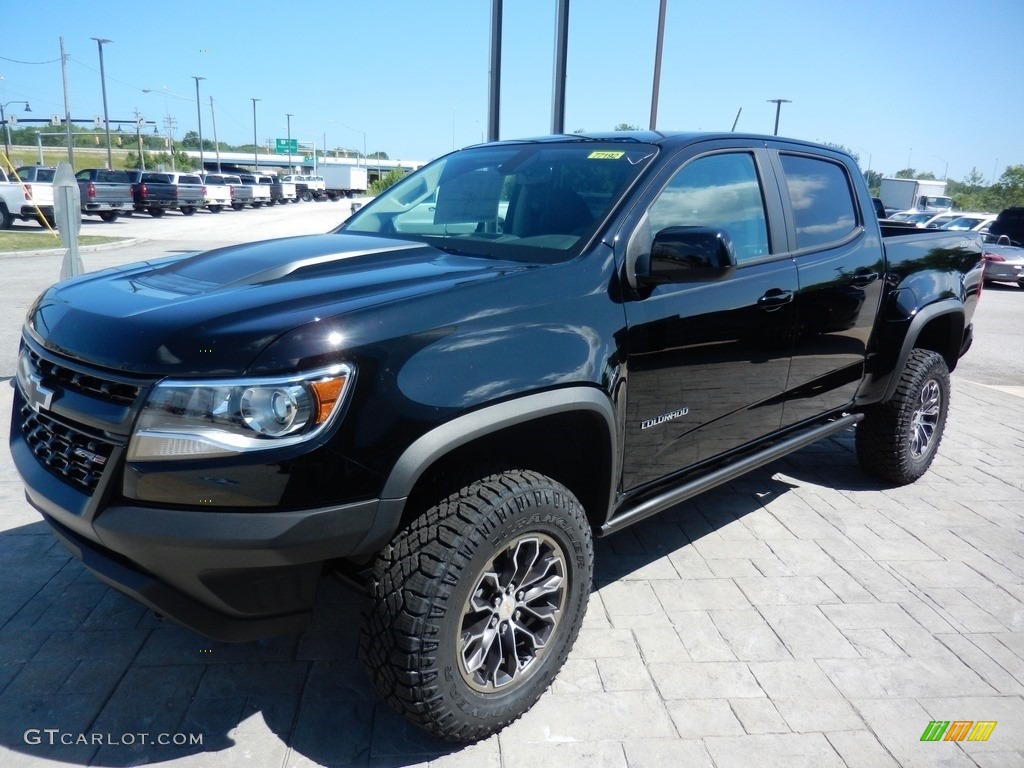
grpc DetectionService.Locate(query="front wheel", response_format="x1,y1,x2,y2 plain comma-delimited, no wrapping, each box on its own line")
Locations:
856,348,950,485
0,204,13,230
362,470,593,743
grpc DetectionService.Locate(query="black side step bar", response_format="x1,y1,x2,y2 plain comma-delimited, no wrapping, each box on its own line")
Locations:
600,413,863,536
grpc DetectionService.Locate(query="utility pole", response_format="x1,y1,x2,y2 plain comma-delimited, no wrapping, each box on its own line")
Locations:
551,0,569,134
60,37,73,163
210,97,221,173
92,38,113,168
133,107,145,170
192,76,205,172
487,0,502,142
251,98,260,171
649,0,667,131
163,114,177,171
286,113,293,173
767,98,791,136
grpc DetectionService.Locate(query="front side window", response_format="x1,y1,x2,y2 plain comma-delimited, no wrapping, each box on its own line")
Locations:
780,154,857,251
341,142,657,263
647,152,770,263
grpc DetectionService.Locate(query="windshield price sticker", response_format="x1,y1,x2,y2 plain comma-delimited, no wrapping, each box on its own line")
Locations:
588,151,625,160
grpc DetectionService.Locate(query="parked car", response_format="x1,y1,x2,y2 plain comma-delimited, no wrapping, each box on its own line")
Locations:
940,213,997,232
219,173,253,211
888,210,935,226
980,207,1024,286
10,132,984,743
200,174,233,213
127,171,204,216
9,165,56,227
267,174,296,205
239,174,271,208
922,212,962,229
75,168,133,221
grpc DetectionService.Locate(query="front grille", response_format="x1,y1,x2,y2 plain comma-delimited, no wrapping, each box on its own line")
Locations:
20,403,116,493
29,349,140,406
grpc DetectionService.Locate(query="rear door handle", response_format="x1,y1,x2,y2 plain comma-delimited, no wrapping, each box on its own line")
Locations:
850,270,879,287
758,289,794,311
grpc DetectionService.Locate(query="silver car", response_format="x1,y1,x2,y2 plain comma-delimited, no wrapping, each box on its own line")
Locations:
982,236,1024,286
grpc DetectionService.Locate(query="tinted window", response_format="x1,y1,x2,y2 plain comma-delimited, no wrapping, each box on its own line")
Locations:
648,152,770,263
780,154,857,250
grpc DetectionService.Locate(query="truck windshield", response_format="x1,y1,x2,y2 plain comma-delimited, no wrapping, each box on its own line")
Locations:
338,141,657,262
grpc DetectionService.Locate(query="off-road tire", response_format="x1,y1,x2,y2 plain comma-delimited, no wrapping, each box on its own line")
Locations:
361,469,593,743
856,348,950,485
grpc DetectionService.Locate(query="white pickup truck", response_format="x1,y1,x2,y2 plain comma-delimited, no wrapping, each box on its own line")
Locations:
199,174,233,213
239,174,271,208
0,166,56,228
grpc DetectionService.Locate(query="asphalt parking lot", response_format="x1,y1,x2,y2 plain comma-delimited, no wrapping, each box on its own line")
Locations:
1,211,1023,767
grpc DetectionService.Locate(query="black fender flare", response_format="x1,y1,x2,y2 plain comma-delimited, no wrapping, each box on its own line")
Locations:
883,297,964,403
378,386,618,511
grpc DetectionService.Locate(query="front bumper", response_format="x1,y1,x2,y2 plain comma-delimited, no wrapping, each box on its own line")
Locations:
9,358,401,642
34,496,393,642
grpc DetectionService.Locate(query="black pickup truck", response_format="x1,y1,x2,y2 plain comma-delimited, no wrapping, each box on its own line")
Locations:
9,132,983,742
74,168,133,222
126,171,204,217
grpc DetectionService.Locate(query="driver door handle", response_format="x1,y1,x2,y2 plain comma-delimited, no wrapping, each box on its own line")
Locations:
758,289,794,311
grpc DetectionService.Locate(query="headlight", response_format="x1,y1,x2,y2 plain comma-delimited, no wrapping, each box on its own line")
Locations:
127,364,353,461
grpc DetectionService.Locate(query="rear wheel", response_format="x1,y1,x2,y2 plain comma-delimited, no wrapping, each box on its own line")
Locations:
99,211,119,222
301,190,313,202
180,206,196,216
209,205,223,214
252,201,263,209
231,203,244,211
362,470,593,742
148,208,164,218
856,349,950,485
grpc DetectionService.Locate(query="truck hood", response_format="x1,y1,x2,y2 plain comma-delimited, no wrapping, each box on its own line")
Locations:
26,233,533,375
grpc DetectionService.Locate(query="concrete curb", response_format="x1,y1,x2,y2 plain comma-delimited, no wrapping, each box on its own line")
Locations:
0,237,141,259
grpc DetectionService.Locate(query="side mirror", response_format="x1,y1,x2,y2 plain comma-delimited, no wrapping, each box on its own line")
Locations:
638,227,737,286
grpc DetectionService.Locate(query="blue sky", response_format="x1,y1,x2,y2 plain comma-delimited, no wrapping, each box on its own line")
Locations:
3,0,1022,181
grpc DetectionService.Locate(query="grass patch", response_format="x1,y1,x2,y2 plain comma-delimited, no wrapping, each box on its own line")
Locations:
0,232,124,253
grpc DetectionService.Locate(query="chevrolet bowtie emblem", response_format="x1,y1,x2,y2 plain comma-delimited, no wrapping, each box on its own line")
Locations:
26,373,56,413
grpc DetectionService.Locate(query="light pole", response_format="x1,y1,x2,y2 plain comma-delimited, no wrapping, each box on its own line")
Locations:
91,38,113,168
209,97,221,173
767,98,791,136
192,76,206,172
251,98,260,171
286,113,293,172
1,100,31,162
933,154,948,180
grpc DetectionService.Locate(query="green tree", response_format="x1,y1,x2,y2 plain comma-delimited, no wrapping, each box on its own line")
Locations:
864,170,882,195
894,168,916,179
368,168,406,195
614,123,640,131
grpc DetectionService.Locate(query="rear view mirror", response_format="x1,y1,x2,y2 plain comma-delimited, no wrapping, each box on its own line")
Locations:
638,226,737,286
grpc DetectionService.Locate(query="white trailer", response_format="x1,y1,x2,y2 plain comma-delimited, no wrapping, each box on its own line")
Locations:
318,165,368,198
879,178,953,213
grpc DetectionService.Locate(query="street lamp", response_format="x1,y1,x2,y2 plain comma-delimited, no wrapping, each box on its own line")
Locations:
91,38,113,168
192,76,206,172
766,98,791,136
251,98,260,171
1,100,31,162
933,154,948,180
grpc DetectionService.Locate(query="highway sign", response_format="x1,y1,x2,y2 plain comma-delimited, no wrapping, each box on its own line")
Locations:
275,138,298,154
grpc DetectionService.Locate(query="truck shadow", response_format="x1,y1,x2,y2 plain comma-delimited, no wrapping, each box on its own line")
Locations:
0,523,467,767
0,431,879,766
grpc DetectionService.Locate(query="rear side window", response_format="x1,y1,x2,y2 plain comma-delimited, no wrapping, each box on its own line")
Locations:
780,154,857,251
